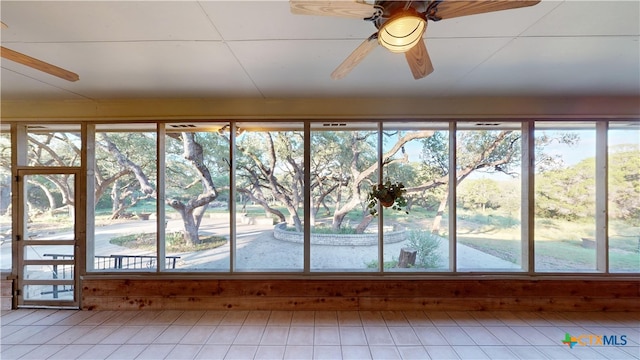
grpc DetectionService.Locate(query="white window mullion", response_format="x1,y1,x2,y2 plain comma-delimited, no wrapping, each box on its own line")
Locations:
596,121,608,272
449,121,457,272
157,124,166,272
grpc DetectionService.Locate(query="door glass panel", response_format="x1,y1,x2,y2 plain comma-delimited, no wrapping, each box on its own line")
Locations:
27,127,81,167
24,174,75,240
23,245,74,301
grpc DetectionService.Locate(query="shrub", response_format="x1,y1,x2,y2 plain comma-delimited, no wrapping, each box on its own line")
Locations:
407,230,442,268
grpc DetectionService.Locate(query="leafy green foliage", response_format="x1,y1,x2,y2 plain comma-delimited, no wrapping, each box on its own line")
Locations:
406,230,442,268
367,181,408,216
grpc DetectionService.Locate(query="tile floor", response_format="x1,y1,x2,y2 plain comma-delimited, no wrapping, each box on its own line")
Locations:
1,309,638,359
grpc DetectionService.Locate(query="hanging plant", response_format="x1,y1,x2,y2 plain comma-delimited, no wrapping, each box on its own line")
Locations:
367,180,408,216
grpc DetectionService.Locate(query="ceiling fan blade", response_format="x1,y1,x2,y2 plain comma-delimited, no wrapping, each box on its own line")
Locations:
331,33,378,80
405,39,434,80
290,0,379,19
0,21,7,29
429,0,541,20
1,46,79,82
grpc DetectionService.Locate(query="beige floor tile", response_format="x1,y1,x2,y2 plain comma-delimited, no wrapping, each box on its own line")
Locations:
260,326,289,345
245,311,271,325
18,344,66,360
381,311,409,326
312,345,342,360
438,327,475,346
461,326,502,345
234,325,265,345
153,310,185,325
0,344,39,359
180,325,217,344
447,311,483,327
18,326,72,345
425,345,460,359
165,344,204,359
396,345,429,360
364,327,394,346
426,312,456,327
225,344,258,360
402,311,433,327
136,344,175,359
77,311,119,326
359,311,386,326
207,325,241,345
105,344,147,360
341,345,372,360
254,345,286,359
287,326,314,345
46,325,97,345
220,311,249,325
31,310,76,326
414,326,449,346
76,344,120,359
314,326,340,345
196,311,228,325
195,344,230,359
337,311,362,327
73,325,119,345
535,345,580,359
290,311,315,326
2,325,46,344
125,311,162,326
478,345,518,360
508,345,550,359
369,345,401,360
314,311,338,326
453,345,489,359
509,326,558,345
154,325,192,344
485,326,529,346
126,325,168,344
268,311,293,326
339,327,368,345
174,311,205,326
284,345,313,360
99,326,144,345
388,326,421,345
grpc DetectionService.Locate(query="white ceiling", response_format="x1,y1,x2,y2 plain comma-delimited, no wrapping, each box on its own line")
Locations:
1,0,639,101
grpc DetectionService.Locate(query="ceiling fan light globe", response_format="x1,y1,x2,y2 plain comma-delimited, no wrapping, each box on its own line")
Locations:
378,15,426,53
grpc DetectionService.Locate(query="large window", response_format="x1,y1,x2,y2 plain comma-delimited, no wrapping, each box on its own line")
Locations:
235,122,304,271
164,123,231,271
534,122,596,271
7,120,636,276
608,122,640,273
382,122,450,272
92,126,158,271
456,123,522,271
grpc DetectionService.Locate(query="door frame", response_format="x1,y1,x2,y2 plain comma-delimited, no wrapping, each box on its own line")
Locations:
15,168,81,308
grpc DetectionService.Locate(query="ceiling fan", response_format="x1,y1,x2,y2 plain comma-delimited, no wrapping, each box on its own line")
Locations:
290,0,540,80
0,21,79,82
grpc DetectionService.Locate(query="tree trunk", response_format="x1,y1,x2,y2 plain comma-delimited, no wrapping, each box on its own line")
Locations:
431,190,449,234
398,248,417,268
355,214,373,234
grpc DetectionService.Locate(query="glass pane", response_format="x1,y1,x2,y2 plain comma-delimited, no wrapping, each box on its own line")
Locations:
455,125,522,271
24,284,74,301
92,131,157,271
382,123,449,272
164,124,231,271
310,124,378,271
24,245,74,261
28,128,81,167
608,121,640,273
235,123,304,271
0,132,11,270
24,174,75,240
535,123,596,271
